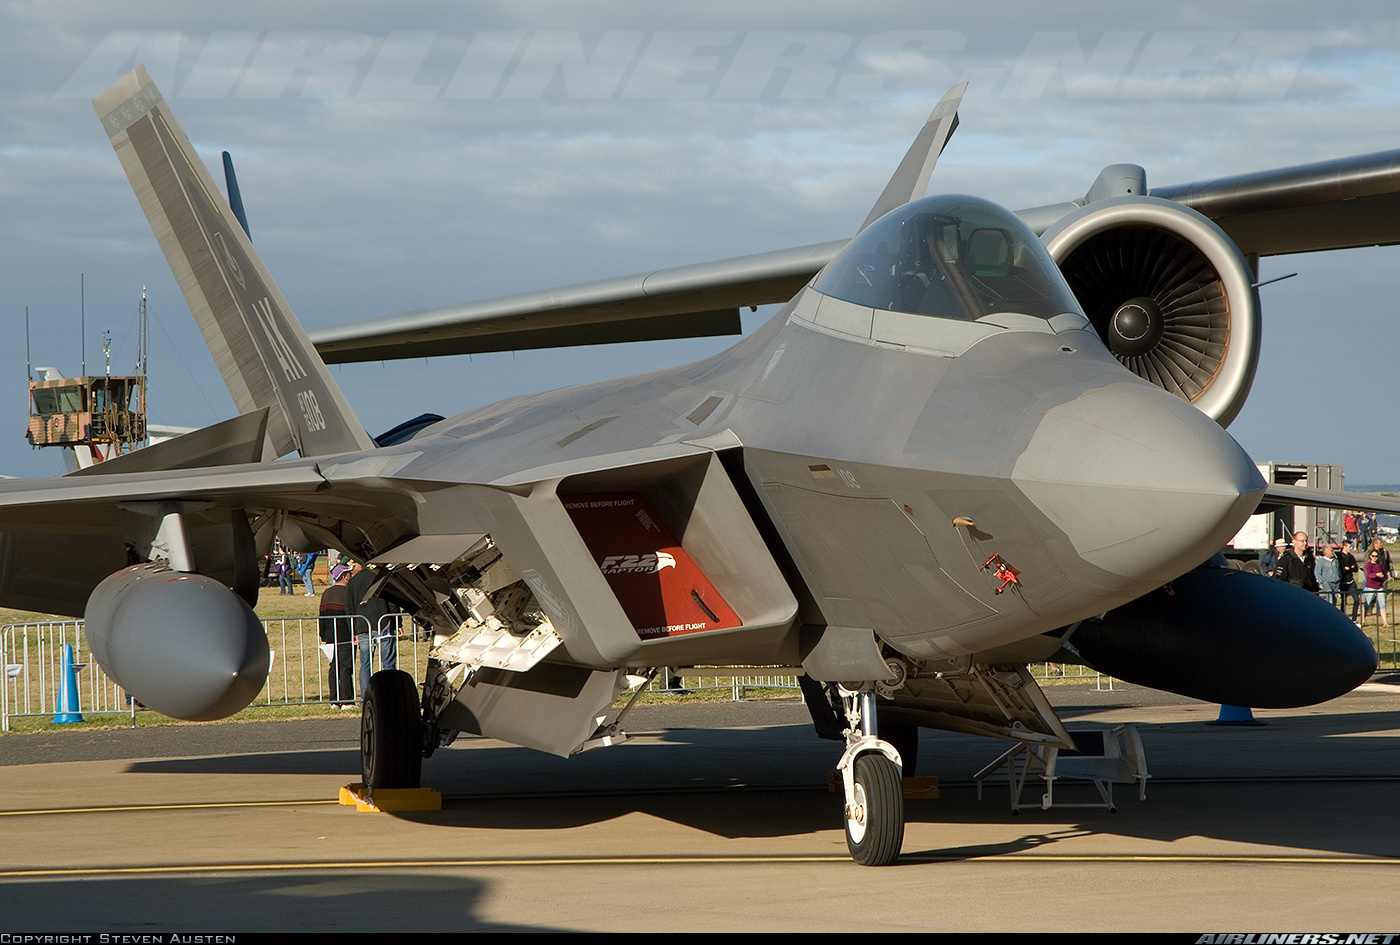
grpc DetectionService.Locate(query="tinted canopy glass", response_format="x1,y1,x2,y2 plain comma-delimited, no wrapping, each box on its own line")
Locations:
813,195,1081,321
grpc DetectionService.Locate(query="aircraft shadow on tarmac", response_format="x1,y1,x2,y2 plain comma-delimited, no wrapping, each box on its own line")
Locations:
6,872,559,933
127,710,1400,859
131,748,363,776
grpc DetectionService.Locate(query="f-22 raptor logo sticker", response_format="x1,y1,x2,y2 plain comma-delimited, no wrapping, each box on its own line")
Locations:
600,552,677,574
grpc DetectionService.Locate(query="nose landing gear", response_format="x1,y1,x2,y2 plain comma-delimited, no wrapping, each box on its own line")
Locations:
836,686,905,866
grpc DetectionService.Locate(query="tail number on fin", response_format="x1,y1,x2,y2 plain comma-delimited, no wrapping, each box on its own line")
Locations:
296,390,327,432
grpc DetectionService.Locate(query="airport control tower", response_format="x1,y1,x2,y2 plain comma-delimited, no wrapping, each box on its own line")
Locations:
25,289,148,468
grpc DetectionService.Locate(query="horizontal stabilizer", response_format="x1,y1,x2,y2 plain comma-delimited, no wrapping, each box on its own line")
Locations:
71,410,269,477
859,82,966,232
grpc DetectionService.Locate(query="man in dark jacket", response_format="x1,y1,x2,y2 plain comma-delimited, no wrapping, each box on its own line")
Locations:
1339,539,1363,625
347,564,399,696
318,563,356,706
1275,530,1319,592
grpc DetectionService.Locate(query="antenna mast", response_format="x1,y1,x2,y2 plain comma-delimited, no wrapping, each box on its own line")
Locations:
137,287,148,447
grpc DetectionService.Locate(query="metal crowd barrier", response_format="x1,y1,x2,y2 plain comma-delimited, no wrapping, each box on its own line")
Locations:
4,600,1393,731
1,620,132,730
0,612,428,731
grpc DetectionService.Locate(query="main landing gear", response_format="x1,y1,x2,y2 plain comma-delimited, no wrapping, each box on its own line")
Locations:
361,669,423,790
836,685,905,866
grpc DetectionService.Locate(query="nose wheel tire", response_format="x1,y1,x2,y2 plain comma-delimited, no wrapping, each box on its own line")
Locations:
362,669,423,789
845,753,905,866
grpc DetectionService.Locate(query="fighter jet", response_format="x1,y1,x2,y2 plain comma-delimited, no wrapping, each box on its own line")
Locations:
3,66,1394,865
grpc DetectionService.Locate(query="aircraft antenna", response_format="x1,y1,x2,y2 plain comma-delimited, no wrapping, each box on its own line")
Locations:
137,287,147,377
137,287,148,448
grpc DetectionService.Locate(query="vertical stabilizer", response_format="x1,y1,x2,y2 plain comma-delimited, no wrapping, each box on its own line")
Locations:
93,66,374,459
859,83,966,232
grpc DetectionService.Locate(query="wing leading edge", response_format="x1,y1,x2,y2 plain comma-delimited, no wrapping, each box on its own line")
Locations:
309,239,844,364
1262,484,1400,517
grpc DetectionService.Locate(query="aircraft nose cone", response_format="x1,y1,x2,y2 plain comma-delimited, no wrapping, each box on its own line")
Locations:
1012,380,1265,586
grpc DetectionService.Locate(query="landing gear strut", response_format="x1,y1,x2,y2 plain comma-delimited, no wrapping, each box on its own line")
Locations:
361,669,423,789
836,686,905,866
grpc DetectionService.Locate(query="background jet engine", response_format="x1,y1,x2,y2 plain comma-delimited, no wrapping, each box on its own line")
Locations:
1043,196,1261,427
85,563,269,721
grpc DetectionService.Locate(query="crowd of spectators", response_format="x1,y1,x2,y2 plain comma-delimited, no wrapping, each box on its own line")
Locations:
1262,514,1395,629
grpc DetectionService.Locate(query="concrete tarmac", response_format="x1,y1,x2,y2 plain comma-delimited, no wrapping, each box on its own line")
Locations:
3,680,1400,933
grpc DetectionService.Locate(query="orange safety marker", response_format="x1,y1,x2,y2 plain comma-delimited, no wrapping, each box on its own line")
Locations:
339,783,442,812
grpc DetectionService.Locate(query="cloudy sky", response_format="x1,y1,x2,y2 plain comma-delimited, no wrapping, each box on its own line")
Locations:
5,2,1400,483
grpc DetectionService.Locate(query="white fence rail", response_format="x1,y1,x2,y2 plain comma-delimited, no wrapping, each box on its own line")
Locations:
2,615,1135,731
0,614,429,731
1,620,134,728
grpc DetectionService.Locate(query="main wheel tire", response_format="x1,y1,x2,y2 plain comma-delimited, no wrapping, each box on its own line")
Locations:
845,753,905,866
882,722,918,776
362,669,422,789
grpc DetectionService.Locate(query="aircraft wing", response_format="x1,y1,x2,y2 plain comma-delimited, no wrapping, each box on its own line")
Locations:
1018,148,1400,257
310,142,1400,365
0,446,440,617
1261,483,1400,516
307,88,973,365
0,458,326,616
1148,149,1400,257
308,240,845,364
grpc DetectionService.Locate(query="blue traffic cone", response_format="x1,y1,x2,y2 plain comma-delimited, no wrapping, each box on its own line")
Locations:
1210,704,1264,726
52,642,84,724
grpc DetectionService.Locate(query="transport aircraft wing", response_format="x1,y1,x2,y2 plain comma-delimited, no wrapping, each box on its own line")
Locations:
1261,484,1400,516
311,144,1400,366
309,239,846,362
0,67,1393,868
308,83,969,364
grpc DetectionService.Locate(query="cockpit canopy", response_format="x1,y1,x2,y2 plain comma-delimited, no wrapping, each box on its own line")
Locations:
812,195,1082,322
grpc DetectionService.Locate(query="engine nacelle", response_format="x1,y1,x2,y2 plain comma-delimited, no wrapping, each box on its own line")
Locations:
85,563,269,721
1043,196,1261,427
1062,564,1376,708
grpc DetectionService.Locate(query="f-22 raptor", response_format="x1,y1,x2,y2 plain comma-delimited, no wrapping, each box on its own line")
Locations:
3,67,1395,865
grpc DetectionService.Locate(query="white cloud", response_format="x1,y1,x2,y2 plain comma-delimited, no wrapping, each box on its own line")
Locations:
4,1,1400,480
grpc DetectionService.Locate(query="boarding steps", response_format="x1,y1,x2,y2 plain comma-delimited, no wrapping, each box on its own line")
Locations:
974,722,1149,812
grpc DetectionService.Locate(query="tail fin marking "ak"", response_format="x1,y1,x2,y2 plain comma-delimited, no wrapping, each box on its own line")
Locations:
94,66,373,460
